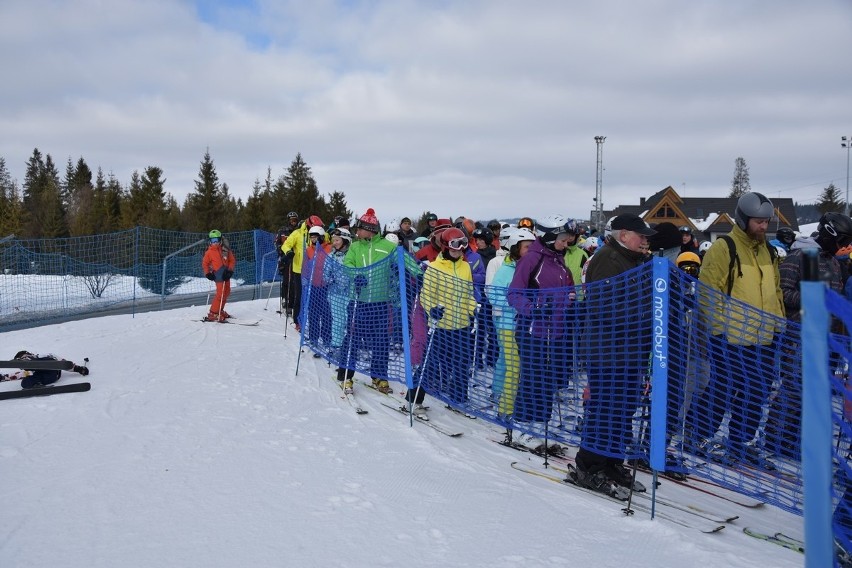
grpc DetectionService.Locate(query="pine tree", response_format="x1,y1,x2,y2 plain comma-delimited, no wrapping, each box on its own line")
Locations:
0,157,23,237
816,183,845,214
273,153,329,224
67,157,96,236
326,190,352,223
123,167,169,228
21,151,68,238
243,178,272,230
729,157,751,198
103,172,125,231
184,149,226,232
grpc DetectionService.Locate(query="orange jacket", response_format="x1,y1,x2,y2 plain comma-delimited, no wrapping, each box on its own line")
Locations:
203,242,236,282
305,242,332,287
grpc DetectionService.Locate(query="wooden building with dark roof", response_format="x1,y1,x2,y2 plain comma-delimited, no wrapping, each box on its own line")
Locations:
595,186,798,242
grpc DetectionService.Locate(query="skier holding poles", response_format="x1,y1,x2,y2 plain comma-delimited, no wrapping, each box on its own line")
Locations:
417,227,478,408
203,230,235,322
507,215,575,455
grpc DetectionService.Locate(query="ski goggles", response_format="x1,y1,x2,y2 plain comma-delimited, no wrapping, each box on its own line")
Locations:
518,217,535,229
447,236,469,250
209,237,220,243
680,263,700,277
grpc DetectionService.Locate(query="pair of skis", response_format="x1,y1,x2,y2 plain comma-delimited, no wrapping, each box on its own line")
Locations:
0,359,91,401
494,437,765,509
332,375,463,437
509,461,726,534
199,317,260,326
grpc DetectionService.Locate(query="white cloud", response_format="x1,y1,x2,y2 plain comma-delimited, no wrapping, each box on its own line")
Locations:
1,0,851,226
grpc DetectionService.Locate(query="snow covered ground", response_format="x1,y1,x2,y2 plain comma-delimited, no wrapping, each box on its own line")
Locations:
0,299,804,567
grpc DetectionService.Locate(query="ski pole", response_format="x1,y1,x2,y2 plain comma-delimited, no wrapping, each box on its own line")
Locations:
409,315,439,423
340,295,360,383
263,271,279,310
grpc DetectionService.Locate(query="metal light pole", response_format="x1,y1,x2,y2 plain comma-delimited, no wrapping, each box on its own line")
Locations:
843,136,851,216
594,136,606,230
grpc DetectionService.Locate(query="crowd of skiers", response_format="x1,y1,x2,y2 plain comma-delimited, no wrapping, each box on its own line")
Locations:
255,197,851,539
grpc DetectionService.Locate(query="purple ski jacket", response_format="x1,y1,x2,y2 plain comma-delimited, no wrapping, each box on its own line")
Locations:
507,239,574,338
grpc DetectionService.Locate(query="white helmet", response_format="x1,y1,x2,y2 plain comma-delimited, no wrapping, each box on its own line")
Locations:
384,218,400,234
309,226,326,238
604,217,615,239
699,241,712,253
385,233,400,245
501,227,536,251
581,236,601,251
774,245,788,259
332,227,352,243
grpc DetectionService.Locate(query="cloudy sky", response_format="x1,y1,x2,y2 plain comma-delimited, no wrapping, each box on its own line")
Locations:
1,0,851,226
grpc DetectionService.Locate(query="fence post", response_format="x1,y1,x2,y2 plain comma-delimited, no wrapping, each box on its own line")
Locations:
800,248,833,568
649,257,670,475
395,247,414,391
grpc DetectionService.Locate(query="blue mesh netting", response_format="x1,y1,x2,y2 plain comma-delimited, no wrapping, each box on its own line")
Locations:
0,227,279,329
6,229,851,557
299,247,849,532
826,289,852,560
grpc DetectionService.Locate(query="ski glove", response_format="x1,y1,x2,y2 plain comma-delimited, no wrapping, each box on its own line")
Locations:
354,275,368,293
206,272,215,281
223,270,233,280
530,304,549,319
282,251,295,266
429,306,445,321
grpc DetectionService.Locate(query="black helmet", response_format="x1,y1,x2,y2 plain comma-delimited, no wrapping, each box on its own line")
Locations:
775,226,796,247
472,227,494,244
816,212,852,254
487,219,501,231
288,211,299,220
679,225,692,235
734,192,774,230
427,213,438,222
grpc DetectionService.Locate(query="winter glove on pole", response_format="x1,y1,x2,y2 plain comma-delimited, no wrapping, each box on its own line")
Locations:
206,272,215,281
429,306,445,321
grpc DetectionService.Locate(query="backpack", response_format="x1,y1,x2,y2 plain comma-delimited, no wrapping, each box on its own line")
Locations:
718,235,778,296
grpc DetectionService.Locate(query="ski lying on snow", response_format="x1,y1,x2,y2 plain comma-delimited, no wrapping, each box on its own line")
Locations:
493,438,747,522
742,528,804,553
379,402,463,437
643,465,766,508
492,437,764,509
199,318,260,326
543,463,739,524
0,382,91,400
0,359,75,370
490,437,646,492
510,462,726,534
444,404,477,419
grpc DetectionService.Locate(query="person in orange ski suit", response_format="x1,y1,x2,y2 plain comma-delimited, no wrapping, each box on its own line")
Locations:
202,229,236,322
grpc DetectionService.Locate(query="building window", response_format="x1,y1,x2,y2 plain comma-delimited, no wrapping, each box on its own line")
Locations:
655,205,675,218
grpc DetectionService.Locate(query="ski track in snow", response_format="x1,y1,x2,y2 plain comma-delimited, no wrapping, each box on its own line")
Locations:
0,299,805,567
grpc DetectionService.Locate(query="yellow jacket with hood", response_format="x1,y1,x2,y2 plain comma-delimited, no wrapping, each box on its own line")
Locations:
698,224,785,345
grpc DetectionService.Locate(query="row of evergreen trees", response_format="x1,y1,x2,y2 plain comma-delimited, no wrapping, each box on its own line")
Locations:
0,149,354,239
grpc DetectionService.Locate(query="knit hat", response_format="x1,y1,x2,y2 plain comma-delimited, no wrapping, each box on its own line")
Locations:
356,208,380,233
